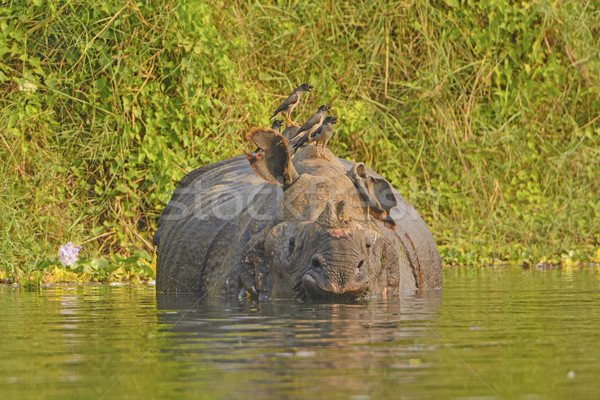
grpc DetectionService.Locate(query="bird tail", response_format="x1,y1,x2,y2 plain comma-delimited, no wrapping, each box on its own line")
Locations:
269,112,277,121
290,140,302,159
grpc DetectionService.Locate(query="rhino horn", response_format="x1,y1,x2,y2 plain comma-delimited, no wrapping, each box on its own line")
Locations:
317,200,352,229
335,200,352,223
245,127,299,188
316,201,337,227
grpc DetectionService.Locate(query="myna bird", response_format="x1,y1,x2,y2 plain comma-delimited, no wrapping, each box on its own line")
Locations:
290,104,331,143
271,119,284,132
309,116,338,160
292,116,338,159
270,83,315,126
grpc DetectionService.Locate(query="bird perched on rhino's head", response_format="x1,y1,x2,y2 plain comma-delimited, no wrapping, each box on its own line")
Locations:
292,116,337,160
270,83,315,126
289,104,331,144
271,119,284,132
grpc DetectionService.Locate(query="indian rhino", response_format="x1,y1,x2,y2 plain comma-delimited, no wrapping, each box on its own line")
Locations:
153,127,442,300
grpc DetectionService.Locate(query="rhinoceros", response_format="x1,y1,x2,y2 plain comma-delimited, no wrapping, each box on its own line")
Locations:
153,127,442,300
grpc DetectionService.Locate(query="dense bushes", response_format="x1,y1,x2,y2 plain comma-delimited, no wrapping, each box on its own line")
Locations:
1,0,599,278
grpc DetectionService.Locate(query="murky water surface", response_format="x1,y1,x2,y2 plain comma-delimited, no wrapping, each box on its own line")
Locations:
1,266,599,399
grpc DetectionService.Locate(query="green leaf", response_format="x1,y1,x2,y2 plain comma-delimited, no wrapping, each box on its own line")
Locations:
91,258,109,270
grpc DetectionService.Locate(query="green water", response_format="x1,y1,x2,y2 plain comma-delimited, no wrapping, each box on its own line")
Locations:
1,266,599,399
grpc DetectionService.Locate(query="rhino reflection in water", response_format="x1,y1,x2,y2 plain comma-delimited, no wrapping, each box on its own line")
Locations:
153,127,442,300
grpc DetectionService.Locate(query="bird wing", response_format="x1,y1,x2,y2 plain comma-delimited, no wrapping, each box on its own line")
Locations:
291,132,310,155
270,92,299,120
295,112,321,136
309,123,323,140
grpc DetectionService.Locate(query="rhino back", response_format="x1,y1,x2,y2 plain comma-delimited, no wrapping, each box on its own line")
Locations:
155,156,279,294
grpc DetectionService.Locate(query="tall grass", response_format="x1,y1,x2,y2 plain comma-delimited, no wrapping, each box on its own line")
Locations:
1,0,599,276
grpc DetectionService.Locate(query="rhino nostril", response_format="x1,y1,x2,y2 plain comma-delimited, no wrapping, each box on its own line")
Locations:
311,255,322,271
357,259,365,269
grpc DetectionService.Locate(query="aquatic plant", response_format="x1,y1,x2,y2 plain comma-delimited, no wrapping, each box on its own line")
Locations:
58,242,82,267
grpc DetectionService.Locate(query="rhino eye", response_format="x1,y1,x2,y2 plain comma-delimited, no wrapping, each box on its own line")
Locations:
288,237,295,254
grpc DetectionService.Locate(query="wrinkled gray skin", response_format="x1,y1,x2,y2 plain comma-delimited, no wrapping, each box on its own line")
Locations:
154,129,442,300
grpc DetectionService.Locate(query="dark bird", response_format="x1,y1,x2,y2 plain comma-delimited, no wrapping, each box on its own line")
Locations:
292,116,338,160
271,119,284,132
270,83,315,126
309,116,338,160
290,105,331,144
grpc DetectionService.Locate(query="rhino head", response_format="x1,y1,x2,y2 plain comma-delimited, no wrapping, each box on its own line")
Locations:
246,128,404,300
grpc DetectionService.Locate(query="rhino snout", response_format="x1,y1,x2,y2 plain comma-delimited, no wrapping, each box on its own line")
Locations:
301,254,369,299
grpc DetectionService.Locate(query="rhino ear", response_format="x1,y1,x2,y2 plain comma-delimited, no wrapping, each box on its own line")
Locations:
354,163,368,179
347,163,398,229
245,128,299,188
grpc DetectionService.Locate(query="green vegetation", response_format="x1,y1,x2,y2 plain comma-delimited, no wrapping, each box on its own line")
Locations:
1,0,599,284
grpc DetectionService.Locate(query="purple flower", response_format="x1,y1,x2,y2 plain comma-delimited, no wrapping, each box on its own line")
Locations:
58,242,82,267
